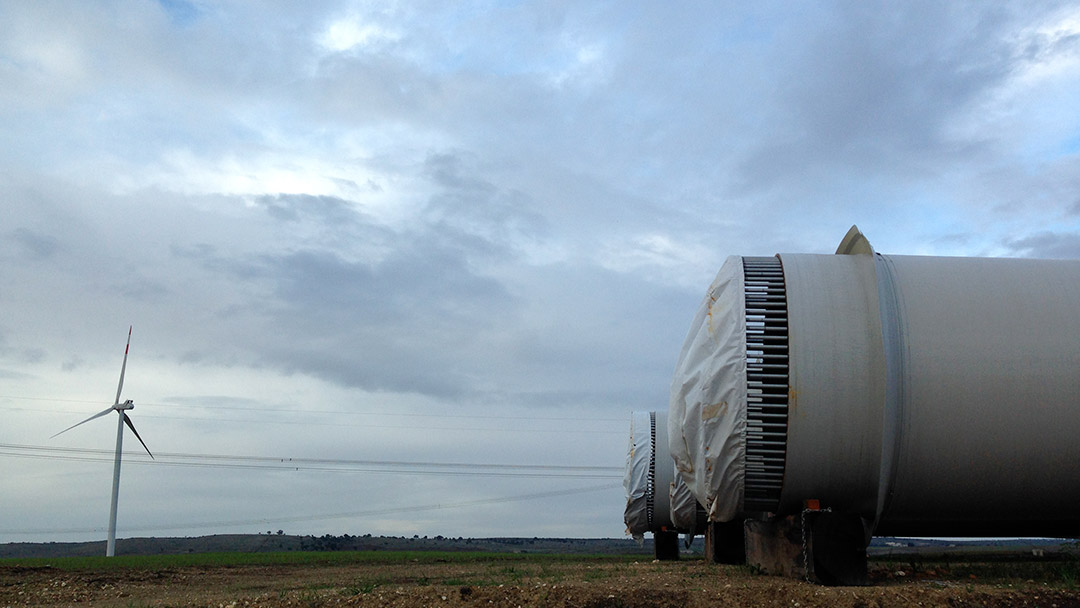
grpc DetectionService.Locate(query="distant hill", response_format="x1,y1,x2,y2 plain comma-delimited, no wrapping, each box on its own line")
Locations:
0,533,657,559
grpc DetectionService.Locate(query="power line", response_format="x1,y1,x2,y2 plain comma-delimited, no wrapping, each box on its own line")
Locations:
0,451,622,478
0,443,621,470
0,443,623,478
2,407,623,434
0,483,624,535
138,413,623,434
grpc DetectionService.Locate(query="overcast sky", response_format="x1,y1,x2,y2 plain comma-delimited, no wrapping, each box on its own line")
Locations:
2,1,1079,545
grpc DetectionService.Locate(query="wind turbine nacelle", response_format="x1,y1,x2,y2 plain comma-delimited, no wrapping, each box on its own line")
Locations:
669,226,1080,538
117,400,135,410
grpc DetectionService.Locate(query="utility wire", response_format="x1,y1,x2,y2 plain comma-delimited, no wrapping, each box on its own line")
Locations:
0,483,624,535
0,405,625,435
0,450,622,478
0,443,623,478
0,443,621,470
134,413,622,434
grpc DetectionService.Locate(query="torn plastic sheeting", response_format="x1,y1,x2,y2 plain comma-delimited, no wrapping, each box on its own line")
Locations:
669,469,700,534
623,411,653,539
668,255,747,522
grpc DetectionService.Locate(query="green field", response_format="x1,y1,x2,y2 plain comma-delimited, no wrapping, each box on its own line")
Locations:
5,550,1080,607
0,549,639,572
4,548,1080,587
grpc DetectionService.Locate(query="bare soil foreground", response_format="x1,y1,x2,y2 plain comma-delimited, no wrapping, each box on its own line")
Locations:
4,554,1080,608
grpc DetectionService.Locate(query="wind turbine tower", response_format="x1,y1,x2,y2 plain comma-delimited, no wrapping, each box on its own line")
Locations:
52,326,154,557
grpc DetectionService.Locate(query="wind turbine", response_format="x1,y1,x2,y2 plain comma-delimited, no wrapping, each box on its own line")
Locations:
52,326,153,557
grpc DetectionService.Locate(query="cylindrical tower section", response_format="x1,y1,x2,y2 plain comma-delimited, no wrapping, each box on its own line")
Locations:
777,252,887,518
653,412,674,530
624,411,677,538
875,254,1080,536
669,227,1080,537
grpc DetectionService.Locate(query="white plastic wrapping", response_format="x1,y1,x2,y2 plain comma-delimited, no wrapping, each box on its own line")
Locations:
668,469,700,533
623,411,653,539
668,255,747,522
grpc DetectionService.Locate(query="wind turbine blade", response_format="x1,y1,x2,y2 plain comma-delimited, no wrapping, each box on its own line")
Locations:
123,413,154,459
114,326,132,406
51,406,115,438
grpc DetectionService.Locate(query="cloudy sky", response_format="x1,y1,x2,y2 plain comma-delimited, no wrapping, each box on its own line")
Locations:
2,0,1080,545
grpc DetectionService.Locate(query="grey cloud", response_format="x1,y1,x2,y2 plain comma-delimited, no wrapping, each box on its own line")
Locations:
330,177,382,194
1018,25,1080,64
4,348,44,365
10,228,63,261
964,154,1080,223
1004,232,1080,259
173,243,266,282
425,153,497,197
0,327,46,365
474,260,697,412
929,232,976,250
254,194,364,225
180,232,516,397
160,394,274,408
61,356,85,372
311,53,443,124
178,350,209,365
113,279,171,302
250,193,404,267
267,243,511,327
732,2,1027,195
170,224,687,410
422,152,550,248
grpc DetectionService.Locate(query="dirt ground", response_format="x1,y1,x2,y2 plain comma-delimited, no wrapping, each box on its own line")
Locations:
3,558,1080,608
